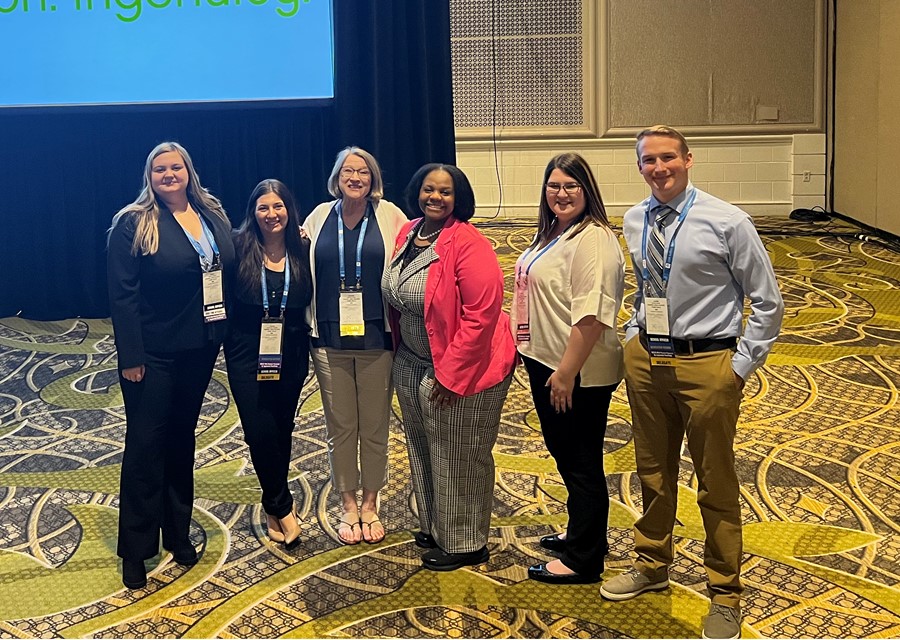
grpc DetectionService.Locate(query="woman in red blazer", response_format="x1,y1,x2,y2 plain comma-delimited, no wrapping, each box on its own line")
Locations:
382,164,516,571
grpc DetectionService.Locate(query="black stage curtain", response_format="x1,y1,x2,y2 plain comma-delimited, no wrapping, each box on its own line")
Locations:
0,0,455,320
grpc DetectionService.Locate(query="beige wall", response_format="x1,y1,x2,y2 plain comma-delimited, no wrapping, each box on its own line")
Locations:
451,1,828,220
834,0,900,235
876,1,900,236
458,134,825,220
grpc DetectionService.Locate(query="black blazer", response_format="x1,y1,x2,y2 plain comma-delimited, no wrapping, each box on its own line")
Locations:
107,206,235,369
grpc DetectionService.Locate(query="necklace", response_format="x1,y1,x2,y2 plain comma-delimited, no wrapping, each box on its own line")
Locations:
416,223,442,242
263,248,285,269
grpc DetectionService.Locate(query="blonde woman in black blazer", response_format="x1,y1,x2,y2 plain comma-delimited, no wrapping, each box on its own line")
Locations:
108,141,234,590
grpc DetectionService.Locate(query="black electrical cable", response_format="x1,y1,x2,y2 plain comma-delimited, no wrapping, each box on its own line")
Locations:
484,0,503,220
828,0,837,214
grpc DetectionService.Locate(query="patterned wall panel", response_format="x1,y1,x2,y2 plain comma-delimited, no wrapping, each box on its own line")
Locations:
451,0,824,138
450,0,586,130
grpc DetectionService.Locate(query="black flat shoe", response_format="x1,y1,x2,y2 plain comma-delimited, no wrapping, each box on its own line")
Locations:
169,545,199,567
414,531,437,549
422,546,489,571
122,559,147,589
539,533,567,553
527,563,600,585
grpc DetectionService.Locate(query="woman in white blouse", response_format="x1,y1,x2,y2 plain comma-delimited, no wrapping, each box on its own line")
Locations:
512,153,625,585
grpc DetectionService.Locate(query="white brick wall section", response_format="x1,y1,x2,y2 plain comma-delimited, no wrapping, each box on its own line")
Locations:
792,154,826,175
792,134,826,155
708,147,742,163
790,133,826,209
740,146,774,162
457,136,805,217
772,181,792,202
756,162,791,182
792,175,826,196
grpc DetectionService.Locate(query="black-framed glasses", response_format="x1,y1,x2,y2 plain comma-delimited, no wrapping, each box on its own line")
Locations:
545,182,581,195
340,167,371,178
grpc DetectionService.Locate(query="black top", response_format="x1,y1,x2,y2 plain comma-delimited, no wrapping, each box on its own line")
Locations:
401,240,430,270
224,238,313,382
107,206,236,369
312,204,390,350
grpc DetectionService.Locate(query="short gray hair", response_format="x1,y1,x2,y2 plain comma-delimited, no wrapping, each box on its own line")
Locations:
326,146,384,204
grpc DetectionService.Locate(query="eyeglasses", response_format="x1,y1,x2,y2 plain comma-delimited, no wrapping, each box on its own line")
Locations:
545,182,581,195
340,167,371,178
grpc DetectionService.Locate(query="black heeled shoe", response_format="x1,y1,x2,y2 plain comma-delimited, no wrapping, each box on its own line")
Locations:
122,558,147,589
528,562,600,585
279,506,301,551
539,533,567,553
414,531,436,549
421,546,489,571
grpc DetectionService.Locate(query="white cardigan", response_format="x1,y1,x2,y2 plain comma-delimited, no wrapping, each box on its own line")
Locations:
303,198,408,339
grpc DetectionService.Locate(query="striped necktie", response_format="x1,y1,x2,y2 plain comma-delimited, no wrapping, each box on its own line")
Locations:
646,204,674,297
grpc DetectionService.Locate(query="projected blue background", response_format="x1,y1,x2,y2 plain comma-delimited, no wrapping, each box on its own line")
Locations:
0,0,333,106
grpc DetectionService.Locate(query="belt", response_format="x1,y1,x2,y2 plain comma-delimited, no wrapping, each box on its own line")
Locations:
640,331,737,356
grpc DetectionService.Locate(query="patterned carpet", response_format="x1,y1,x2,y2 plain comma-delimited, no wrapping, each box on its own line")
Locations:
0,217,899,638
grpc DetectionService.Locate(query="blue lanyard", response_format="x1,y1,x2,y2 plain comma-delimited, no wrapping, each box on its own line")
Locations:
260,257,290,318
517,233,564,280
639,188,697,289
336,201,369,290
179,212,220,271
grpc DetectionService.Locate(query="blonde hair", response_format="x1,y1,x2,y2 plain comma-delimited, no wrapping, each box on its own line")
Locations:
635,125,691,159
110,141,227,256
326,146,384,204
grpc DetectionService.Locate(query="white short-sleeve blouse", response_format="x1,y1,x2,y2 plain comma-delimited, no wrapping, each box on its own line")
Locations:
512,223,625,387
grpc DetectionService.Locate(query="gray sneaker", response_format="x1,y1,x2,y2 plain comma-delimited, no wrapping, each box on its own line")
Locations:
599,567,670,601
702,603,742,639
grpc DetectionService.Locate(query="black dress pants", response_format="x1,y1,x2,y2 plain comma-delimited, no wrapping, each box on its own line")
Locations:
522,355,617,577
117,343,220,561
227,369,306,518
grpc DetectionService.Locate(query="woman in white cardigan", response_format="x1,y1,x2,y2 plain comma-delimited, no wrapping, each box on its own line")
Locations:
303,147,407,544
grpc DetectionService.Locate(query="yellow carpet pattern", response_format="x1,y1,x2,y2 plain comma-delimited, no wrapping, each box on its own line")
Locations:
0,218,898,638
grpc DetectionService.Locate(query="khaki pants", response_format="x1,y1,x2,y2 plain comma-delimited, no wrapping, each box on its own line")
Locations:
311,347,393,493
623,336,744,607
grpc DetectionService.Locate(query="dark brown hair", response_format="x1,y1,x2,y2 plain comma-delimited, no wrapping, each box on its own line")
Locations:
233,179,308,297
531,153,610,249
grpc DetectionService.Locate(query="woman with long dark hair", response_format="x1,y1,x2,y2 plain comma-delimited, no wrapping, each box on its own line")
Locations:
108,141,235,589
512,153,625,584
225,179,312,549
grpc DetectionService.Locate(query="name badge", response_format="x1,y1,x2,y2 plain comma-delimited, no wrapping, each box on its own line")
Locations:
645,296,676,365
202,267,226,323
645,296,670,336
257,317,284,381
339,290,364,336
513,275,530,343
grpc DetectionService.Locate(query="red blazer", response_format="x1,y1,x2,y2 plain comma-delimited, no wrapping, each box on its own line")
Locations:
390,217,517,397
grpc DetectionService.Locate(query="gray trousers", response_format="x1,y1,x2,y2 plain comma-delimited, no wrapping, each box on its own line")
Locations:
393,344,512,554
